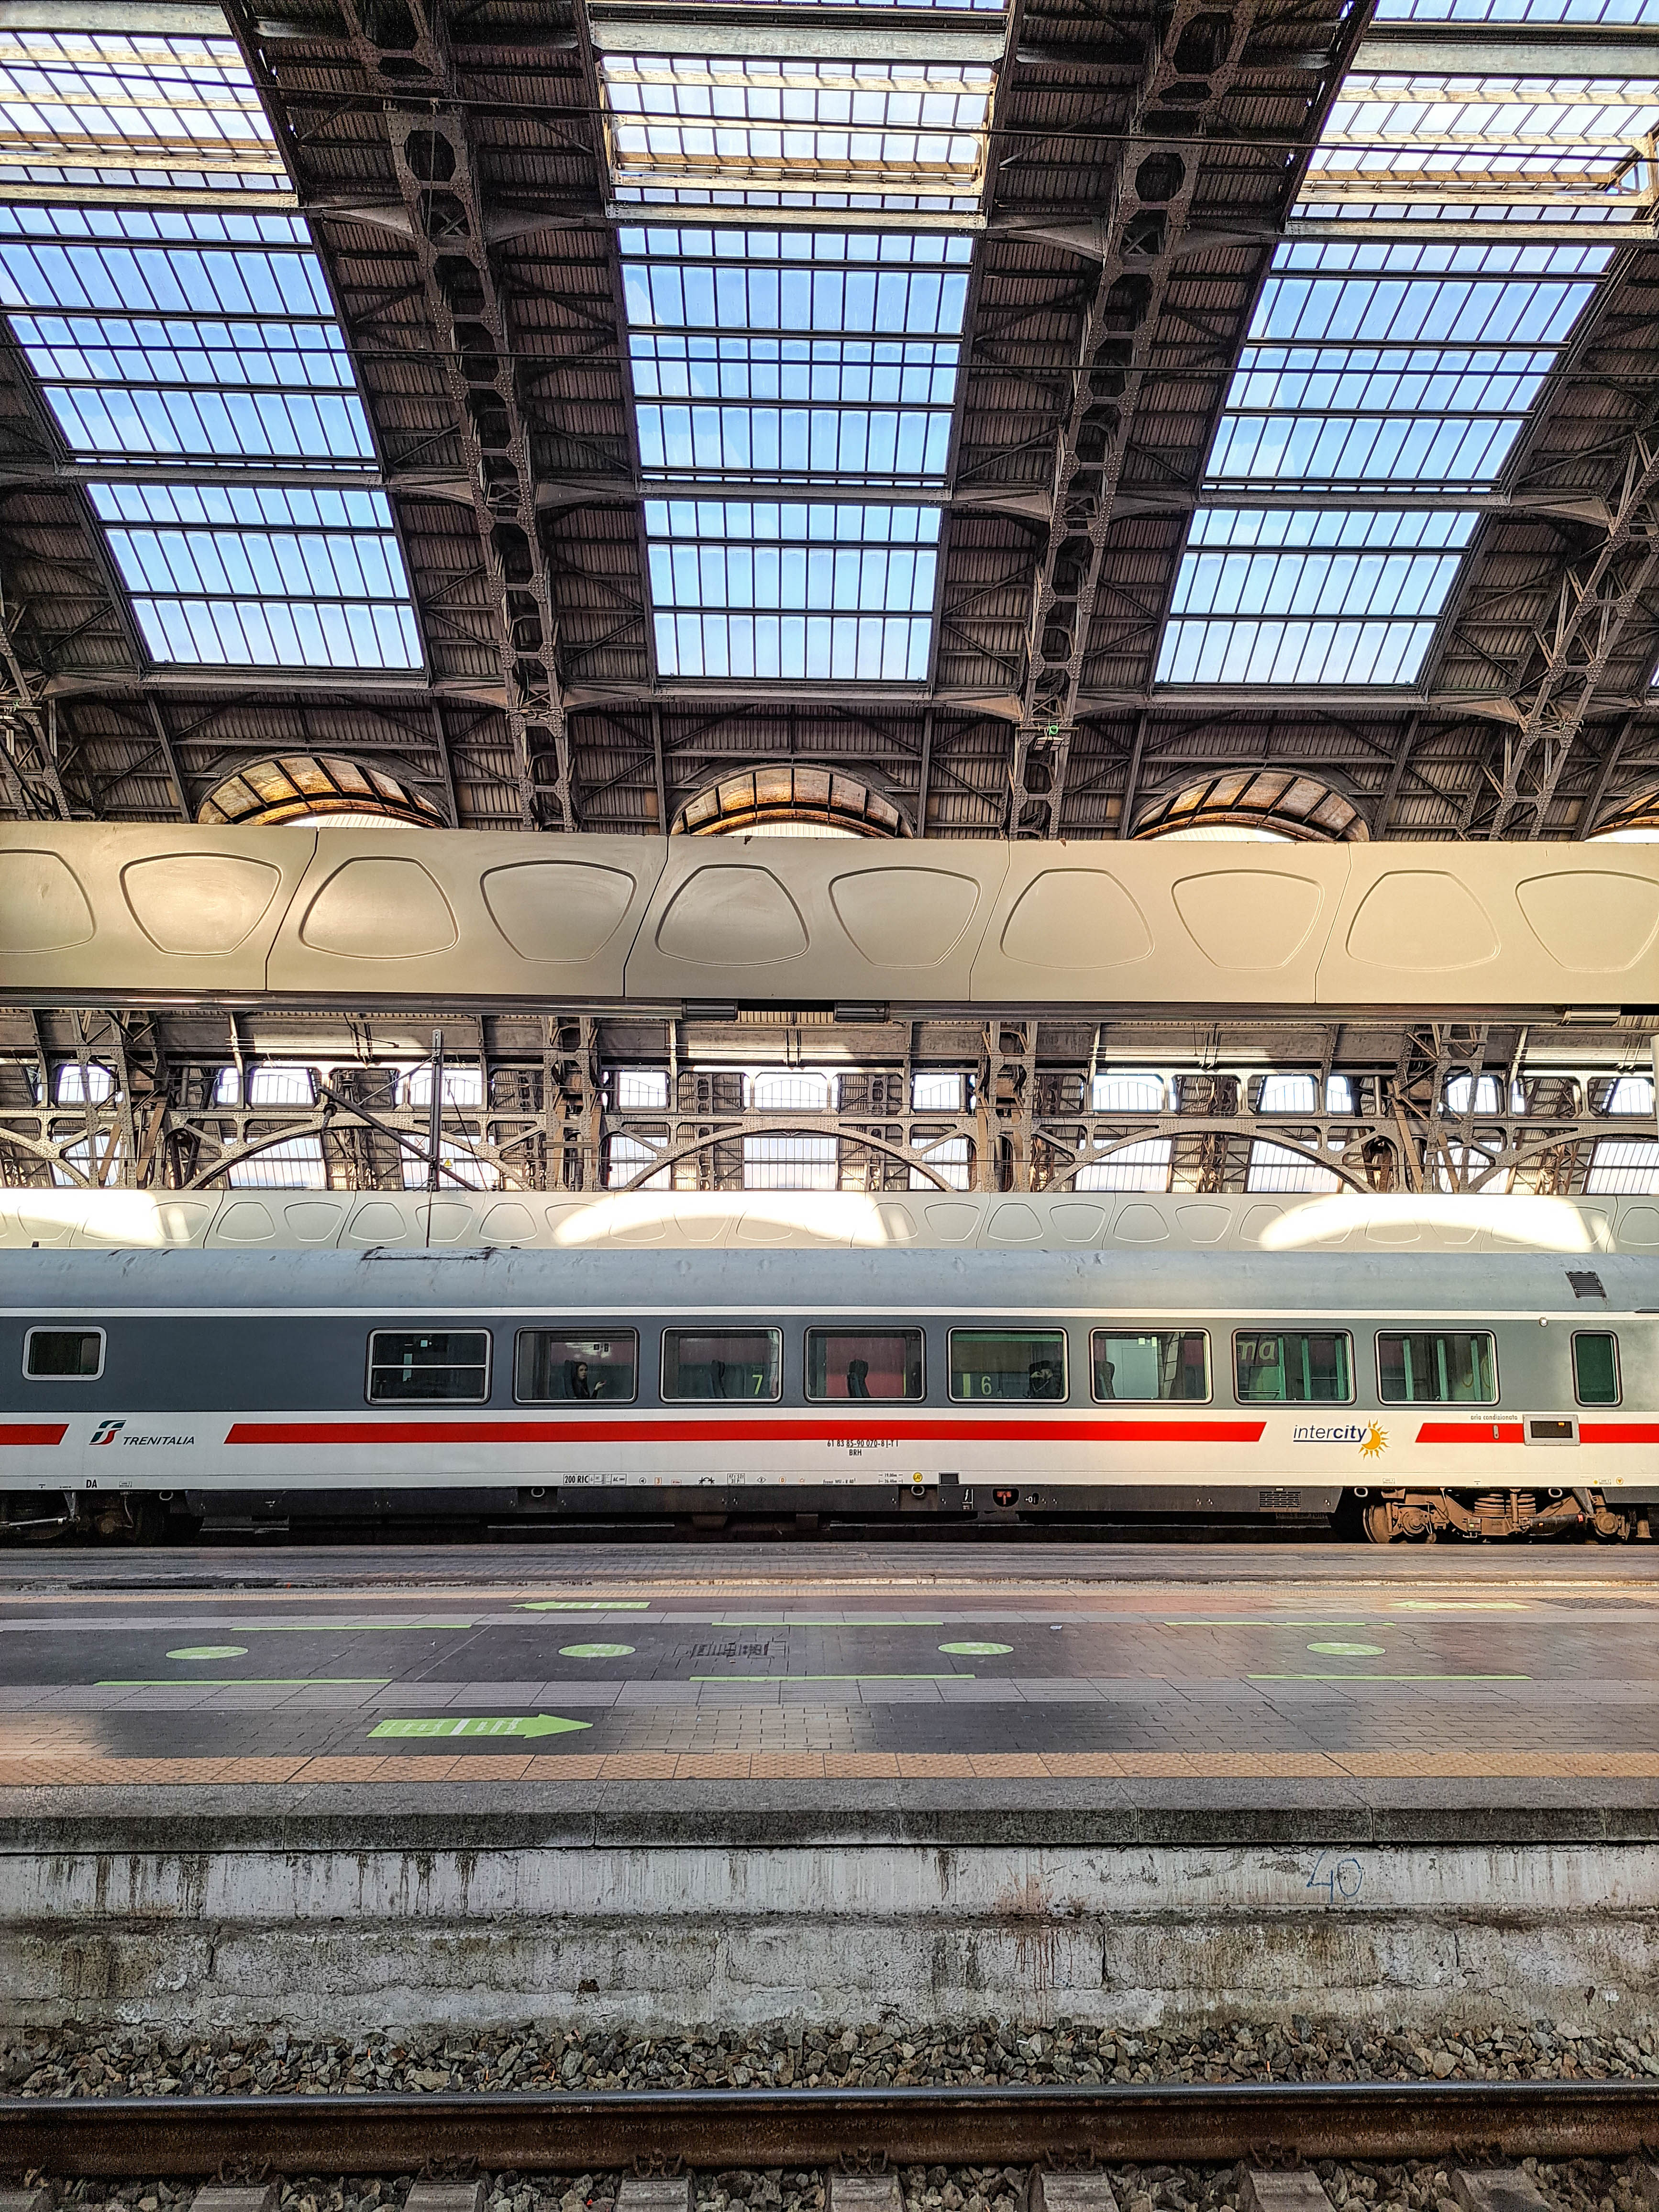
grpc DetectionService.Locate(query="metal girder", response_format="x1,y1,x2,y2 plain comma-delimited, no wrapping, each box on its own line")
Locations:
1002,0,1262,837
0,572,70,821
1465,420,1659,839
372,84,574,831
223,0,592,832
4,1022,1650,1199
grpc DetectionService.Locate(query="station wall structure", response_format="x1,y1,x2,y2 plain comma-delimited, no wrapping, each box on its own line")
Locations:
7,827,1659,1017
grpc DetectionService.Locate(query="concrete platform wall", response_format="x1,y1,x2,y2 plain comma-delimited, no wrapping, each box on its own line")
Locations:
1,1817,1654,2040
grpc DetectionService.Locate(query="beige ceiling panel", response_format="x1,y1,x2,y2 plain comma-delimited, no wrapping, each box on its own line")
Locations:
626,839,1009,1002
972,847,1348,1006
1320,848,1659,1008
0,825,315,998
268,832,666,1001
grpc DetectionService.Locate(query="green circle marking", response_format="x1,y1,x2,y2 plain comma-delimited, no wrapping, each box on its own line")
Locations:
166,1645,247,1661
938,1640,1013,1657
559,1641,635,1660
1306,1641,1385,1657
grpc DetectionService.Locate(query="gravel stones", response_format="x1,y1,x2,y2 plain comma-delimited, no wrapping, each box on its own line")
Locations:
11,2157,1659,2212
3,2022,1657,2100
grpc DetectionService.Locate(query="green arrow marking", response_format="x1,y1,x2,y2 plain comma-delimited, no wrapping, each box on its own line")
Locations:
517,1600,650,1612
369,1713,591,1740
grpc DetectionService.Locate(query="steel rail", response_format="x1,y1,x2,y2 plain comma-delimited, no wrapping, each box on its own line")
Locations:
4,2082,1659,2178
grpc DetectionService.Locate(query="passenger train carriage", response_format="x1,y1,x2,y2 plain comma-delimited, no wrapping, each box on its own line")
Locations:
1,1188,1656,1542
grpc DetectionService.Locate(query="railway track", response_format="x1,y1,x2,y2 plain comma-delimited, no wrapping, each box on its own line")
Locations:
3,2081,1659,2176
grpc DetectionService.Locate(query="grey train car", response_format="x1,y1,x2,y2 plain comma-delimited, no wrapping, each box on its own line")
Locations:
0,1190,1654,1542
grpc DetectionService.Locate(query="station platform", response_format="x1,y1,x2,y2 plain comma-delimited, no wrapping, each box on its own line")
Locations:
3,1542,1659,2044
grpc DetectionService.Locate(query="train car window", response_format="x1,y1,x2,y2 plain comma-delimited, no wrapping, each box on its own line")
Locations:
1093,1331,1208,1402
1572,1331,1621,1406
1377,1331,1496,1404
1234,1331,1352,1404
663,1327,782,1401
367,1329,491,1403
807,1328,924,1401
23,1327,104,1379
949,1329,1067,1401
515,1329,637,1404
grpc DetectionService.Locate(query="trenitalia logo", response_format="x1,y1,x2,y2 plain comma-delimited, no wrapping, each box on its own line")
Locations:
89,1418,124,1447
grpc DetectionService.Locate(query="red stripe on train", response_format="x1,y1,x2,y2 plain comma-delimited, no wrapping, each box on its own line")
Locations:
0,1424,66,1446
225,1417,1268,1448
1417,1421,1659,1445
1415,1423,1526,1444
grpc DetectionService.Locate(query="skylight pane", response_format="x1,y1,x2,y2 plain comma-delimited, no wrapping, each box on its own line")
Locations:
0,204,375,465
621,228,969,487
1206,241,1610,492
646,499,938,679
1157,509,1477,686
1376,0,1659,21
0,28,284,191
598,47,995,213
1311,73,1659,205
88,482,421,671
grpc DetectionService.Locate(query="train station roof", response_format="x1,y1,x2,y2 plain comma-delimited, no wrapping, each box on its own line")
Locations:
2,0,1659,843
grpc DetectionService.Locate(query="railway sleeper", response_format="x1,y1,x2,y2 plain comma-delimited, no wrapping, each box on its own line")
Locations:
1359,1485,1644,1543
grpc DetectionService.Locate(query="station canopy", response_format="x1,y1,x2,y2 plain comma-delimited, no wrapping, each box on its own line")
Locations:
0,0,1657,841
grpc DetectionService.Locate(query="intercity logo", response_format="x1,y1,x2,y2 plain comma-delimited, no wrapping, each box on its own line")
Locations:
89,1418,124,1447
1290,1420,1389,1457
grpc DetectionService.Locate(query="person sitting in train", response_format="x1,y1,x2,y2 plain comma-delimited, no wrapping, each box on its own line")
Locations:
846,1357,871,1398
1028,1359,1061,1398
568,1358,595,1399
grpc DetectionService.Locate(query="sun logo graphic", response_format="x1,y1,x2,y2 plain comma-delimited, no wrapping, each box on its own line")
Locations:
1359,1422,1387,1459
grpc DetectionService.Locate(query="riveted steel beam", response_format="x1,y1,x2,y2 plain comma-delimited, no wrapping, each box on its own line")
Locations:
1002,0,1265,837
1466,421,1659,839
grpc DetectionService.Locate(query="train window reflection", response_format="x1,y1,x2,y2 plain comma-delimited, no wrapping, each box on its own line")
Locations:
1377,1331,1495,1404
1572,1331,1620,1406
1235,1331,1351,1404
1093,1330,1208,1402
949,1329,1066,1401
515,1329,638,1404
807,1328,923,1402
367,1328,490,1403
23,1327,104,1379
663,1327,782,1401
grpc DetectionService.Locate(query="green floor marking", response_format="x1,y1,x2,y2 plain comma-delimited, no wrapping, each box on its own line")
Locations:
206,1620,481,1633
713,1618,946,1628
1249,1672,1530,1682
559,1642,635,1659
1391,1601,1528,1612
518,1600,650,1612
100,1677,394,1687
1306,1642,1386,1656
370,1713,591,1740
690,1672,969,1682
939,1641,1013,1656
167,1645,247,1660
1166,1619,1382,1628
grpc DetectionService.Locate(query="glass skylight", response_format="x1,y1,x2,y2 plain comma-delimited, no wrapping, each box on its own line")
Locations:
1310,74,1659,203
0,28,283,189
598,43,996,212
621,227,970,487
88,483,421,670
1376,0,1659,21
1162,0,1658,688
647,499,939,679
0,207,371,465
0,44,423,677
1157,509,1477,685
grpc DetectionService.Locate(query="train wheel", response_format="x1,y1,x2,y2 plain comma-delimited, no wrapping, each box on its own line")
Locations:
1362,1502,1396,1545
